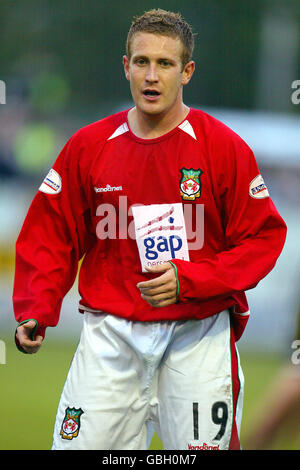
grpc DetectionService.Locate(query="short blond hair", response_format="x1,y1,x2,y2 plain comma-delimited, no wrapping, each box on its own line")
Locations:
126,8,195,68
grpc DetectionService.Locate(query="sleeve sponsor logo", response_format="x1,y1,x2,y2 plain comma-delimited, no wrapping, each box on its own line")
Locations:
39,168,62,194
249,174,269,199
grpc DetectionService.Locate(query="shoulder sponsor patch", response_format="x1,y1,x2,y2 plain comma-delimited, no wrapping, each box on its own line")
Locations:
249,174,269,199
39,168,62,194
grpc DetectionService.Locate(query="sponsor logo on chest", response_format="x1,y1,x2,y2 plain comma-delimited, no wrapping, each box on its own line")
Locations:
132,203,190,272
94,184,123,193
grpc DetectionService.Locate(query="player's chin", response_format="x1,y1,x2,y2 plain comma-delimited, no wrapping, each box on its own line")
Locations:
139,105,163,116
138,98,165,114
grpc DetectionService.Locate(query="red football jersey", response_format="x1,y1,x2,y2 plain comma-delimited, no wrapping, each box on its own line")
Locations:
13,108,287,341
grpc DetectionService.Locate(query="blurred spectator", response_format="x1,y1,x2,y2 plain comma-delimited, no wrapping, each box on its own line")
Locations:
13,122,57,177
0,98,30,178
243,304,300,450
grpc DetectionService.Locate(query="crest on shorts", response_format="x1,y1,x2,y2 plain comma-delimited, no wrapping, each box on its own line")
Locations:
180,168,203,201
60,407,84,440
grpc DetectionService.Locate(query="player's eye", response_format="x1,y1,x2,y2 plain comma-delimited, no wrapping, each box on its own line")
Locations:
160,60,171,67
135,58,147,66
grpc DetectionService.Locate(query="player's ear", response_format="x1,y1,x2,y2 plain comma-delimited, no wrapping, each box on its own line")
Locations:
181,60,195,86
123,55,130,81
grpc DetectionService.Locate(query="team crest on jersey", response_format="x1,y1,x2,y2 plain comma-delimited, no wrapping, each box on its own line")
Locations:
60,407,84,440
179,168,203,201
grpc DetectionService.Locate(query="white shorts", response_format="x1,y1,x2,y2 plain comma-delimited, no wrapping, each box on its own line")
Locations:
51,309,244,450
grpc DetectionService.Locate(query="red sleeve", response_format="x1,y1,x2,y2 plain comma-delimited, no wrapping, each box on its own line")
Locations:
12,133,93,340
171,130,287,304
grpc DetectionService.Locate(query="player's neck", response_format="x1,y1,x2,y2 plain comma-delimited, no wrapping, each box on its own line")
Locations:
127,103,190,140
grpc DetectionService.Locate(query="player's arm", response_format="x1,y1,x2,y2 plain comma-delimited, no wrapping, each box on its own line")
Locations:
13,134,91,352
170,135,287,304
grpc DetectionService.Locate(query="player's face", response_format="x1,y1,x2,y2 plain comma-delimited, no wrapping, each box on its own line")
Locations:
123,33,194,118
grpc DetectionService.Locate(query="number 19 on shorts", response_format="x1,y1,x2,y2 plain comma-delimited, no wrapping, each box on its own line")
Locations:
190,401,229,450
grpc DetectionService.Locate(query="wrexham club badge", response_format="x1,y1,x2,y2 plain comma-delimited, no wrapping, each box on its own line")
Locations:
179,168,203,201
60,407,84,440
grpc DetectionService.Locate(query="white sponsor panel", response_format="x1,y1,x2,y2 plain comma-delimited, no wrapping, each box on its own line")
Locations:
132,203,190,272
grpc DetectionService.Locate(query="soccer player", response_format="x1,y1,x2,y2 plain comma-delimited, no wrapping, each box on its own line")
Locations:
13,9,287,450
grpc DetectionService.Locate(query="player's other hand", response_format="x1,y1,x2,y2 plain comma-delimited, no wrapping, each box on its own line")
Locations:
137,262,178,308
16,320,43,354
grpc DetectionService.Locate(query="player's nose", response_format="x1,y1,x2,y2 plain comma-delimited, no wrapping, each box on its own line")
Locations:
145,63,159,83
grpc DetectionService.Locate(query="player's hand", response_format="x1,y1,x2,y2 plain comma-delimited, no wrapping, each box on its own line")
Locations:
137,262,178,308
16,320,43,354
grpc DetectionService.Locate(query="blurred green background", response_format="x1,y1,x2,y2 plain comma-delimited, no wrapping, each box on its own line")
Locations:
1,0,300,451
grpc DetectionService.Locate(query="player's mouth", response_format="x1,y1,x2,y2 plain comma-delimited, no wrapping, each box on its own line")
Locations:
142,89,161,101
